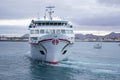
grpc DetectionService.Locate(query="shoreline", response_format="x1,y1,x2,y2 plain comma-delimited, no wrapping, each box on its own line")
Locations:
0,40,28,42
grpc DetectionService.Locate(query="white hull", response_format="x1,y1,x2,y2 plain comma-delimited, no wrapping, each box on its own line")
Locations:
30,34,73,63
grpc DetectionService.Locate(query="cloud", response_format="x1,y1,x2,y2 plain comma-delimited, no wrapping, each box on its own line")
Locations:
0,0,100,19
0,0,120,33
97,0,120,5
0,26,28,35
0,19,31,26
0,0,46,19
73,14,120,26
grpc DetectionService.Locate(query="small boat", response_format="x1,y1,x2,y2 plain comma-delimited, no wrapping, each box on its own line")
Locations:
94,43,102,49
118,44,120,46
94,35,102,49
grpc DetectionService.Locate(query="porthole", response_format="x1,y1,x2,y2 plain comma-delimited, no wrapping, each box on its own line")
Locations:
40,51,45,55
62,50,67,55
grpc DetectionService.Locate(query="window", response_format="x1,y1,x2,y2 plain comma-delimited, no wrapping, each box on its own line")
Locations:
62,23,67,26
54,23,57,26
30,37,37,40
56,29,61,34
61,30,65,34
42,23,45,26
65,23,67,25
38,23,41,26
30,30,34,34
46,29,51,34
46,22,49,26
35,30,39,34
50,23,53,26
61,23,64,26
51,29,55,34
58,23,61,26
40,29,44,34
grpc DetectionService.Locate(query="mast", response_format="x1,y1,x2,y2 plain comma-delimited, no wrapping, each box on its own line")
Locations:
46,6,55,20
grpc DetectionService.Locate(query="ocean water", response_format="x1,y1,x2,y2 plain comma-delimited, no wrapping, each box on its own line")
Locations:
0,42,120,80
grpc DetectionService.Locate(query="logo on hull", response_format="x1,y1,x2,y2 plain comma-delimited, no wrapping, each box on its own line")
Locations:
52,39,59,45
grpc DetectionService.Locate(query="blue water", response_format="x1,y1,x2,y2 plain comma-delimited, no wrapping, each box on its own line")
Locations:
0,42,120,80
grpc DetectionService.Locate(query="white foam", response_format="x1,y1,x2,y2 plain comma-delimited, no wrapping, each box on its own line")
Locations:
24,51,32,58
91,69,116,74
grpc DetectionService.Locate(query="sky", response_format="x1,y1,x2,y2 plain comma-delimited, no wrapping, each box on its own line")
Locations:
0,0,120,36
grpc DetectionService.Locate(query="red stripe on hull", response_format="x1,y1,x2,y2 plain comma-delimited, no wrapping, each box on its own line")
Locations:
45,61,59,64
59,39,70,43
38,39,53,43
30,38,70,44
50,62,59,64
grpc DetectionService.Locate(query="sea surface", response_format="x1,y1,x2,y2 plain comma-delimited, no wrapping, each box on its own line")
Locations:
0,42,120,80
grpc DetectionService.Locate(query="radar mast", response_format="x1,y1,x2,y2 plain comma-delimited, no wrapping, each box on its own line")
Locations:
46,6,55,20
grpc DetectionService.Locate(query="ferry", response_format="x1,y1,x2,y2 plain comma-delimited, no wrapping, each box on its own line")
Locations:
28,6,75,64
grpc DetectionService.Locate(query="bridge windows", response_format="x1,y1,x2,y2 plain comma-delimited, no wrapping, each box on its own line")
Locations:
35,21,68,26
29,20,74,29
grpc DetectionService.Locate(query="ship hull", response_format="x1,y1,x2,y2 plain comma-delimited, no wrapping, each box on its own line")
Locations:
30,35,73,63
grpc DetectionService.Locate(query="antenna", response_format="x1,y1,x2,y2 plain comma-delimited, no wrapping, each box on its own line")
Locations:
44,10,46,20
37,12,40,19
46,6,55,20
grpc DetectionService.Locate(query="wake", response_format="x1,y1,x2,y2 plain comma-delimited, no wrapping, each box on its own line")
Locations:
25,52,120,74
